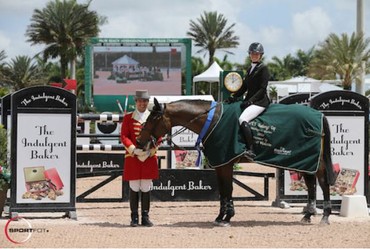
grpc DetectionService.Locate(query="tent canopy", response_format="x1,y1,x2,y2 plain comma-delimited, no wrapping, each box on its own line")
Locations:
283,76,319,83
112,55,139,66
269,76,342,96
193,61,223,82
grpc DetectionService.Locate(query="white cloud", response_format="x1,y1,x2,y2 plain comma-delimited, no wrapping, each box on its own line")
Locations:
260,26,284,51
0,31,11,52
0,0,365,65
291,7,332,49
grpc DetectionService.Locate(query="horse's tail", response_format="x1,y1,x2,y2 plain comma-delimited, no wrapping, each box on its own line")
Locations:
322,115,336,185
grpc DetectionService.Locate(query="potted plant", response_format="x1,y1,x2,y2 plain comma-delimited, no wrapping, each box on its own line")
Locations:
0,124,10,217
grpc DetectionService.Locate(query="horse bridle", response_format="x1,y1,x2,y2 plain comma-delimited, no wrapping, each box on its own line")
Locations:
138,110,166,150
139,101,222,151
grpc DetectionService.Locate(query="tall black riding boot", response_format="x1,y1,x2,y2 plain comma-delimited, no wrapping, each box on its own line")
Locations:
240,121,256,159
129,189,139,227
141,191,153,227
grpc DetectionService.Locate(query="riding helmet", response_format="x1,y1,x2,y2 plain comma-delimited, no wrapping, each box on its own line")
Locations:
248,42,264,54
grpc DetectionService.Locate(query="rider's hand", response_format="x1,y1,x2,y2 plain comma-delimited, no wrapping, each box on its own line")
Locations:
225,96,236,104
240,100,252,109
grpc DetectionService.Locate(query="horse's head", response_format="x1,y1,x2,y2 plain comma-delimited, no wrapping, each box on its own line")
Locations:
136,98,170,150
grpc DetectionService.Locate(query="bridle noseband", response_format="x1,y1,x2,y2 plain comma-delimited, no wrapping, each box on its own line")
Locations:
137,105,171,149
138,101,221,151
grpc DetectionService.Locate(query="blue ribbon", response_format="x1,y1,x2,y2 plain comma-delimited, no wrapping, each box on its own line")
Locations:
195,101,217,167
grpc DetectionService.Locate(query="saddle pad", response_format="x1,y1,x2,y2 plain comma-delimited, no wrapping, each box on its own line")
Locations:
203,102,323,173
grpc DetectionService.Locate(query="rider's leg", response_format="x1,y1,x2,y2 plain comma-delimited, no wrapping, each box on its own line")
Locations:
238,105,265,158
240,121,256,158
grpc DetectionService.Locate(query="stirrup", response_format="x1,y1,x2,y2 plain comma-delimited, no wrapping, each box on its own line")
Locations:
243,150,256,159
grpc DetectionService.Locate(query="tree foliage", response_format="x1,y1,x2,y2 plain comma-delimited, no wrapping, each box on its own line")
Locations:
267,48,314,81
308,32,370,90
25,0,105,78
187,11,239,67
1,56,46,91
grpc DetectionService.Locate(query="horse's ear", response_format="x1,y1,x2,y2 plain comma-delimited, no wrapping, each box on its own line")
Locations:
153,98,162,112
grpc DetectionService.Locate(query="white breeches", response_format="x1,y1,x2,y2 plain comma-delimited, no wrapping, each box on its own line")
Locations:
129,179,152,192
238,105,266,125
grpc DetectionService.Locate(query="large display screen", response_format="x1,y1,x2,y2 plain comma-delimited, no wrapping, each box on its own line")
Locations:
92,44,183,96
84,38,192,112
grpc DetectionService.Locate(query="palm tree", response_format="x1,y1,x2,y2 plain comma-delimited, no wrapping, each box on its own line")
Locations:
308,32,370,90
0,50,6,64
267,55,296,81
266,48,315,81
187,11,239,67
0,50,6,81
2,56,45,91
293,48,315,76
191,56,206,77
214,55,234,71
25,0,106,79
0,50,9,95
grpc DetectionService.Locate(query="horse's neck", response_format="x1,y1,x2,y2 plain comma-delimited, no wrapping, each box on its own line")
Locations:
166,101,211,134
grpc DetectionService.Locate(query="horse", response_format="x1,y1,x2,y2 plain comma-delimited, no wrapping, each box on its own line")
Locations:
136,98,336,226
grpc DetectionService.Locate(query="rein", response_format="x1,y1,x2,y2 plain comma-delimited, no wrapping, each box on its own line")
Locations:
141,100,222,152
165,101,220,166
169,101,220,139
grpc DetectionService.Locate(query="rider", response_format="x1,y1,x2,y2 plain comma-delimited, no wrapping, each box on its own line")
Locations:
228,42,270,159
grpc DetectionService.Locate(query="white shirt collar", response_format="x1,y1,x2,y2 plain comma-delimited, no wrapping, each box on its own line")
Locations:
132,109,150,123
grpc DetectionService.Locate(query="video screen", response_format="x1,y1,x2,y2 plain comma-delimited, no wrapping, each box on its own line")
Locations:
92,45,183,96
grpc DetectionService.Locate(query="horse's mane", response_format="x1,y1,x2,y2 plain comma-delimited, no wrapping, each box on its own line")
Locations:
171,99,210,103
169,99,212,106
165,99,214,116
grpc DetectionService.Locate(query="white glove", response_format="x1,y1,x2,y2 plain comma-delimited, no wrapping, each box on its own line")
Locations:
133,148,147,157
149,146,159,157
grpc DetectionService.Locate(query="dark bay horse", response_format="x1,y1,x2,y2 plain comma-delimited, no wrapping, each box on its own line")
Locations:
137,98,336,226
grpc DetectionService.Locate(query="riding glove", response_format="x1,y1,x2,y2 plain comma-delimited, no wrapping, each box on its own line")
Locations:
225,95,236,103
240,100,252,109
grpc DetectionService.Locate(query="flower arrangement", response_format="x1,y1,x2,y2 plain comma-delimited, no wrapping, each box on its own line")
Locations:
0,124,10,191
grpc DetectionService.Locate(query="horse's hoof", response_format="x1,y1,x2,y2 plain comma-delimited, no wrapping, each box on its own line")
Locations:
300,217,311,224
213,219,222,226
213,220,231,227
319,217,330,225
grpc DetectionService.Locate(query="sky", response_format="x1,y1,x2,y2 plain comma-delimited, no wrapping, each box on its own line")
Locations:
0,0,369,65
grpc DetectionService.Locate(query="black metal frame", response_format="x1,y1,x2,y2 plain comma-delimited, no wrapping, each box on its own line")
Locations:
9,86,77,217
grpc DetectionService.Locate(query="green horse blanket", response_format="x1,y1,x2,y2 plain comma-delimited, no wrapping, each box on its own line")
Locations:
203,102,323,173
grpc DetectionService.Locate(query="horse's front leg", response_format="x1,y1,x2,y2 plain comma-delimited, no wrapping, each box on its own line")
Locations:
214,164,235,226
301,174,317,224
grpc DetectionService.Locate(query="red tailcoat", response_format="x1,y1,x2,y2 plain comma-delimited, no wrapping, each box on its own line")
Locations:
121,110,159,181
